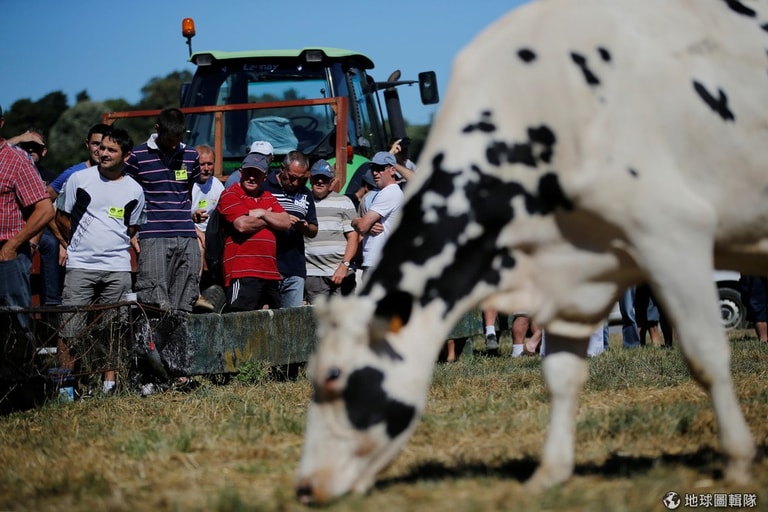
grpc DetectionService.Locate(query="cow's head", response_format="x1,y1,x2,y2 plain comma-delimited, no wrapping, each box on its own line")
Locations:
296,291,437,504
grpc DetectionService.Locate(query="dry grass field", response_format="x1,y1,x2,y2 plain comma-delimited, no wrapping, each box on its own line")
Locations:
1,331,766,512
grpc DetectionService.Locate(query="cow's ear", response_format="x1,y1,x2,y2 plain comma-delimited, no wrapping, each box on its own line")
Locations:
368,292,412,361
374,291,413,330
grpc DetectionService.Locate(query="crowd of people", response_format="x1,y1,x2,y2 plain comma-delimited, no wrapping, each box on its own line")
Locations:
2,103,764,396
0,104,418,395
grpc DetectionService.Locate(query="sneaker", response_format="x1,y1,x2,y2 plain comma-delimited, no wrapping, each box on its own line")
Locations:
485,333,499,352
194,295,215,312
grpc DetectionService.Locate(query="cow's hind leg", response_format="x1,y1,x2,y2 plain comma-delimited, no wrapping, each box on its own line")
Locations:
526,335,589,492
634,226,755,484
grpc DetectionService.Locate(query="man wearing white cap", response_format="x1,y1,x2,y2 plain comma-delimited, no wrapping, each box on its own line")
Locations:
351,151,403,273
216,152,290,310
224,140,274,189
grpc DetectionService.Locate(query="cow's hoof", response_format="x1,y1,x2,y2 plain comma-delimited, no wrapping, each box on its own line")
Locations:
525,465,571,493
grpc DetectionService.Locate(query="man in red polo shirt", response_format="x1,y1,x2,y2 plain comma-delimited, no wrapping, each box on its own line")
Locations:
216,153,290,311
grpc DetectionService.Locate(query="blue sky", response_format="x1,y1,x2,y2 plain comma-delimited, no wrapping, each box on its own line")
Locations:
0,0,529,126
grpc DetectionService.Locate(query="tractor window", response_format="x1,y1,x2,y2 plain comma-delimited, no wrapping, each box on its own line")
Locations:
185,63,337,160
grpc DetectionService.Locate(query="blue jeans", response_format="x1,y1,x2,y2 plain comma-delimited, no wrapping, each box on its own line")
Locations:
279,275,305,308
0,251,33,338
619,288,641,348
38,228,62,305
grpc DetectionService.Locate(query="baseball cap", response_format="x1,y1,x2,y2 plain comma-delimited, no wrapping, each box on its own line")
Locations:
310,159,334,178
371,151,396,167
241,152,269,173
250,140,274,156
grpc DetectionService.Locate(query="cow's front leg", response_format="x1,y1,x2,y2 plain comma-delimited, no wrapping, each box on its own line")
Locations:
526,334,589,492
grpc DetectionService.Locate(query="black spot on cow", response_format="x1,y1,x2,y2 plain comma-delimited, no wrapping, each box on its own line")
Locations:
486,124,557,168
570,52,601,86
344,367,416,438
597,47,612,63
487,141,536,167
463,111,496,133
528,125,557,163
761,23,768,32
723,0,757,17
528,125,556,147
518,48,537,63
531,173,574,215
628,167,639,178
692,80,736,122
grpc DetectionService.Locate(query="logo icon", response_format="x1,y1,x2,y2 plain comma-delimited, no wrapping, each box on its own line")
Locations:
663,491,681,510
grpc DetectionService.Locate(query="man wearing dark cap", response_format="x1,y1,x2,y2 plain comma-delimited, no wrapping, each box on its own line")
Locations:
216,153,290,311
304,159,358,303
351,151,404,273
0,103,55,339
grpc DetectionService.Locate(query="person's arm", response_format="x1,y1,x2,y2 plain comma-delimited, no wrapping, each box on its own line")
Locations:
55,209,72,243
6,130,45,147
331,231,360,285
0,198,54,261
232,208,291,234
389,140,416,181
290,216,318,238
352,209,383,235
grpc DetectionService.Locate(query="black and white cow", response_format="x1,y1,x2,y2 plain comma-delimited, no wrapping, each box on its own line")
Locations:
296,0,764,503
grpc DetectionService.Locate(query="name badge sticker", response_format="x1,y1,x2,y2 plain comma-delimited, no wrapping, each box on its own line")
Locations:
175,165,188,181
108,206,125,220
198,199,208,209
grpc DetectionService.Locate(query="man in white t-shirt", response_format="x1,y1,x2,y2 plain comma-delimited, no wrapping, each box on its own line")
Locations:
351,151,403,273
56,127,145,394
191,145,224,311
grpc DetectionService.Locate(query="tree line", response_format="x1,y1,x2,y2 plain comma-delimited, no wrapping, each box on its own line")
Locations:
1,71,192,173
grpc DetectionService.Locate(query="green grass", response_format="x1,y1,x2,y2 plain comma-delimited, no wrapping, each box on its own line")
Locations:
0,332,766,511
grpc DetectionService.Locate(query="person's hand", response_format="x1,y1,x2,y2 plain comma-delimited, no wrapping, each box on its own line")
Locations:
0,244,16,262
130,236,140,254
58,245,68,266
331,264,348,285
9,130,45,146
389,139,402,155
192,209,208,223
370,222,384,235
249,208,267,219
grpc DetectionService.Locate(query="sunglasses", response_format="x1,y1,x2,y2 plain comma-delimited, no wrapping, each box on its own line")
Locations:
310,176,331,185
19,142,45,154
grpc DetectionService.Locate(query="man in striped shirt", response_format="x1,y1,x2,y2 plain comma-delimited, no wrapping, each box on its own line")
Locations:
124,108,201,312
303,159,358,303
261,151,318,308
217,153,290,311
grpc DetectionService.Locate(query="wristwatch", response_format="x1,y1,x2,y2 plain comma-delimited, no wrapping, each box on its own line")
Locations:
342,261,351,268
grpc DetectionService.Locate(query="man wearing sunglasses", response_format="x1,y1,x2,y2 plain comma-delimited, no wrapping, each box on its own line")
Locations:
262,150,318,308
351,151,404,274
